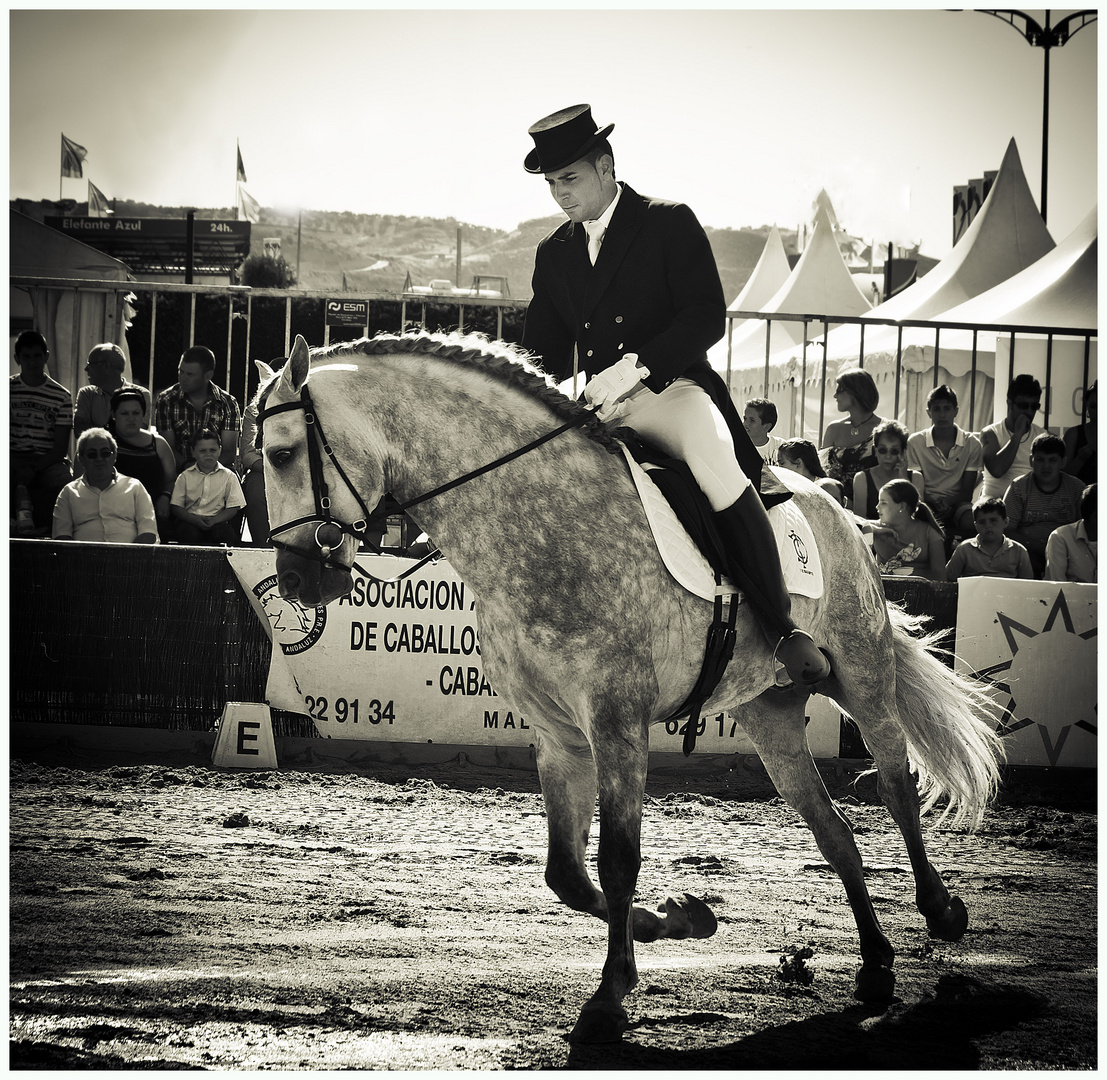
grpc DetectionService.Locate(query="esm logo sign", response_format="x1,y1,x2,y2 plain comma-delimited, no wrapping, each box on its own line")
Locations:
325,299,369,327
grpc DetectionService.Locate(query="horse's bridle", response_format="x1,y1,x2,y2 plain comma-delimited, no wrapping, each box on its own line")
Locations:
257,383,587,583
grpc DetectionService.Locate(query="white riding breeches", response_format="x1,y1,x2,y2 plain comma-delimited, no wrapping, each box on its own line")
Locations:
617,378,751,512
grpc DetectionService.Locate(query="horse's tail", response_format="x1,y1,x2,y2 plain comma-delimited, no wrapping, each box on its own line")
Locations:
887,603,1005,829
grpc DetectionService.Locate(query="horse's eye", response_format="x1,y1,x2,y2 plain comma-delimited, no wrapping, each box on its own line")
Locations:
269,448,294,468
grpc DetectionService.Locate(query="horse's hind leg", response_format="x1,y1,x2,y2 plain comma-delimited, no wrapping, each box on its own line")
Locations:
536,728,716,945
871,749,968,941
737,690,896,1002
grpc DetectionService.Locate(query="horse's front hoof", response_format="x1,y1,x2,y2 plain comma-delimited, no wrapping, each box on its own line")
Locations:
854,962,896,1002
656,892,718,939
569,1002,629,1044
926,895,969,941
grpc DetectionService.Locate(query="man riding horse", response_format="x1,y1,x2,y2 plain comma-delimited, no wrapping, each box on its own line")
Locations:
520,103,831,687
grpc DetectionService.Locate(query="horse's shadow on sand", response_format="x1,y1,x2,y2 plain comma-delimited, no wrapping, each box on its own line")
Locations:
566,974,1044,1070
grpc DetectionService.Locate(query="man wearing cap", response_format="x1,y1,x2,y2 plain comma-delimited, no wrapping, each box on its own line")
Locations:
74,342,152,441
521,104,830,687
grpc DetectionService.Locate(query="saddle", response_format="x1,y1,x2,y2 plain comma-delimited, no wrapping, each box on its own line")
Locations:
617,429,823,755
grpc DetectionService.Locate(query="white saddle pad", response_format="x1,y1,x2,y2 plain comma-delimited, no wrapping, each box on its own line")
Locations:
620,445,824,603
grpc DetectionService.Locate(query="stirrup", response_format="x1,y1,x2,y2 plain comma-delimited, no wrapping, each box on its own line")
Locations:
773,629,832,688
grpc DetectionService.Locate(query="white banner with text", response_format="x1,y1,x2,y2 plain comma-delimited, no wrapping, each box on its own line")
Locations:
226,549,841,757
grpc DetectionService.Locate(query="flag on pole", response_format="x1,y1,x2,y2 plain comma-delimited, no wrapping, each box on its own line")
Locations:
236,185,261,224
236,142,247,183
88,180,113,217
61,134,88,178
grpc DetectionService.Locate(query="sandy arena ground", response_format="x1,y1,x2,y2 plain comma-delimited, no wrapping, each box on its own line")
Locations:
9,755,1097,1070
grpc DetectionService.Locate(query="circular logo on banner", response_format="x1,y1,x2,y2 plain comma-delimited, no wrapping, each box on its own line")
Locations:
252,575,327,654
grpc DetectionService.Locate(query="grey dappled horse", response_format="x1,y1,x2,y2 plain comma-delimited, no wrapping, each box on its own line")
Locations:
256,331,1003,1044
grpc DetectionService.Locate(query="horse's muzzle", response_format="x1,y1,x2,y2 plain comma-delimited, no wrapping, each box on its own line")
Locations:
276,549,354,607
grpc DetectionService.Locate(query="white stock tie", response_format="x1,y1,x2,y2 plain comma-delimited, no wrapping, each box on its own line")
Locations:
584,221,605,265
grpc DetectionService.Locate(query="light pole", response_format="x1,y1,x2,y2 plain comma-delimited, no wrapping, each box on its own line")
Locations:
977,10,1096,224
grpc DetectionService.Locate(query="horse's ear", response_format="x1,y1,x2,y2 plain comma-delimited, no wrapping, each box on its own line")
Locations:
280,335,311,395
254,359,276,383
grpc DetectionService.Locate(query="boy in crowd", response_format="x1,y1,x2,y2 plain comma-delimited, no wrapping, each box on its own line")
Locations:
1004,433,1086,577
1045,483,1097,583
170,427,246,545
742,397,783,464
905,384,982,546
945,496,1033,580
980,373,1045,499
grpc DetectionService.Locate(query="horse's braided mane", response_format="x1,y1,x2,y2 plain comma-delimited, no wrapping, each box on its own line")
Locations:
310,330,624,454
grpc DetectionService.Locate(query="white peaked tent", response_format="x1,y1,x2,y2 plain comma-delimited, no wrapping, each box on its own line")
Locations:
709,203,872,379
817,137,1055,373
920,205,1098,434
724,138,1061,438
726,225,791,319
935,203,1096,330
865,138,1054,322
10,210,136,402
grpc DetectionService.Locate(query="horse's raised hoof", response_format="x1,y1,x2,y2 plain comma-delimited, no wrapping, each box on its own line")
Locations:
657,891,718,939
926,895,969,941
569,1003,629,1044
854,962,896,1002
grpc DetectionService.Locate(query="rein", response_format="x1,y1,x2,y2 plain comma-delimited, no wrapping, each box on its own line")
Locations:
258,383,587,584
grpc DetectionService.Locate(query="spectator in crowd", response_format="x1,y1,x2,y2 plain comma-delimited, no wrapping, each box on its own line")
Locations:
945,496,1034,581
237,357,286,547
980,374,1045,500
1062,379,1096,485
777,438,846,504
109,387,177,529
170,427,246,545
10,330,73,534
853,419,923,520
742,397,783,465
869,478,947,580
154,345,241,476
51,428,157,544
73,342,151,440
906,384,983,545
1004,432,1085,577
1045,483,1097,584
819,367,885,495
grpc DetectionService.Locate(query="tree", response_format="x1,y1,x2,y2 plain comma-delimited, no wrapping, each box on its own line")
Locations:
238,253,296,288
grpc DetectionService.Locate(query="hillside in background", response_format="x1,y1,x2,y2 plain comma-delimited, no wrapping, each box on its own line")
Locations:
11,197,800,301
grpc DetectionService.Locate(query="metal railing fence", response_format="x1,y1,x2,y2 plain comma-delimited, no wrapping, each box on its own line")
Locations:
723,309,1096,436
11,275,1096,438
11,275,530,414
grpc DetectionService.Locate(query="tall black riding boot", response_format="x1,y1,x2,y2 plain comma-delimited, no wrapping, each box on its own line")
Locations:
714,488,832,686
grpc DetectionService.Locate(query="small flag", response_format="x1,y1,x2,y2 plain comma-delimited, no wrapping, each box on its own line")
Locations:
236,142,247,183
88,180,113,217
236,185,260,224
61,133,88,179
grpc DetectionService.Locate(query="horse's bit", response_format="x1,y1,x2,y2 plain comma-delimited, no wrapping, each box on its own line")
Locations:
256,383,585,584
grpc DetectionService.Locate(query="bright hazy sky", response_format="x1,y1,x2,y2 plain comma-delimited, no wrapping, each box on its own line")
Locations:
9,6,1098,259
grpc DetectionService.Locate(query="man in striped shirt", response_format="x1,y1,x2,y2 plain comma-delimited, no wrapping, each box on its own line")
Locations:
10,331,73,531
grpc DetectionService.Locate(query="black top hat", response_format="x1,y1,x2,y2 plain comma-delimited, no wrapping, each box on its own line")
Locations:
524,104,614,174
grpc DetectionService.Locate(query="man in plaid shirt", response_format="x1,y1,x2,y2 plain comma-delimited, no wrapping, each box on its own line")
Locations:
154,346,241,476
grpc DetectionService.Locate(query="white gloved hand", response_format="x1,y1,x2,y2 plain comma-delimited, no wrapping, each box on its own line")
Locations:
584,354,650,423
